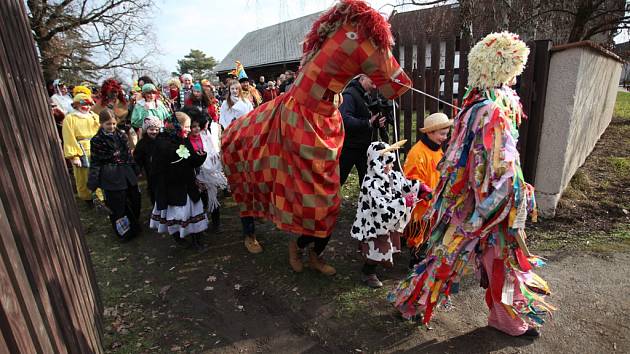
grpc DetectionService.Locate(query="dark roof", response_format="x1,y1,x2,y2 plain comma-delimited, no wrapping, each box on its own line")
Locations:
614,41,630,60
215,12,322,73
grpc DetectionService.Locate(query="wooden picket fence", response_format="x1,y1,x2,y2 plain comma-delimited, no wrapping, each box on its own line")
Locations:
390,28,551,184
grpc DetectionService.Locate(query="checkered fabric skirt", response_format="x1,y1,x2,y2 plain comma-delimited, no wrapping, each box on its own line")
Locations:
221,93,344,237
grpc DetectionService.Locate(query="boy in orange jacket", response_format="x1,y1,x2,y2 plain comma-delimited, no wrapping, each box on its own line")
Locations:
403,112,453,267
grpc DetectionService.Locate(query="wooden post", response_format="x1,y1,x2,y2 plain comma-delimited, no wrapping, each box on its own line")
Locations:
0,1,103,353
522,40,552,184
443,36,456,118
458,34,470,101
414,35,427,143
429,37,441,113
403,43,414,152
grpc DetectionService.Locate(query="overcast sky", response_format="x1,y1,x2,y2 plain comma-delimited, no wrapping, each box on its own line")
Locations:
148,0,629,77
153,0,407,73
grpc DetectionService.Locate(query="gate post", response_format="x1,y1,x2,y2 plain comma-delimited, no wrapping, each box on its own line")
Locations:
0,1,103,352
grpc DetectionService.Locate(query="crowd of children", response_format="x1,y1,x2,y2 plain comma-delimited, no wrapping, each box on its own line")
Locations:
53,73,259,249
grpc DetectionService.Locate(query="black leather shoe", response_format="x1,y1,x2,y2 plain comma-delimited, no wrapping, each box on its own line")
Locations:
519,327,540,338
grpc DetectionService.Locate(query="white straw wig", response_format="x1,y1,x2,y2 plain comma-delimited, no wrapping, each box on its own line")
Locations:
467,32,530,89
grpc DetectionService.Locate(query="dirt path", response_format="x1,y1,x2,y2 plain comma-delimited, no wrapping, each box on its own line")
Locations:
380,252,630,353
86,197,630,353
87,113,629,353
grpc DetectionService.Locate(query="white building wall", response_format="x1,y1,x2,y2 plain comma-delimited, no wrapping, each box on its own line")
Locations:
535,45,622,217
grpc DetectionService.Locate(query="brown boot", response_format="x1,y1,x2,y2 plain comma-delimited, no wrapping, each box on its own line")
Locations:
244,235,263,254
308,250,336,276
288,240,303,272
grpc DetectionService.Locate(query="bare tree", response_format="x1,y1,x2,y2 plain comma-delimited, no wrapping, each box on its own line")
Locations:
388,0,628,46
27,0,158,83
507,0,629,46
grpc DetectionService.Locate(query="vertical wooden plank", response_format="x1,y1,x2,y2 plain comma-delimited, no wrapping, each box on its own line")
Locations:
392,34,402,147
0,0,103,352
0,6,75,353
429,37,441,113
414,35,426,142
12,6,99,348
517,42,537,168
443,36,456,118
522,40,552,184
0,2,97,350
403,43,414,152
458,34,470,101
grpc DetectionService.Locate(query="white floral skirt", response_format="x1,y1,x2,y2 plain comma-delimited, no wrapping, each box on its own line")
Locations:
149,197,208,237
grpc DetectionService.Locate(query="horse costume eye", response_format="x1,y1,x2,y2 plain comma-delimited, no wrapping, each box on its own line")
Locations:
346,32,358,40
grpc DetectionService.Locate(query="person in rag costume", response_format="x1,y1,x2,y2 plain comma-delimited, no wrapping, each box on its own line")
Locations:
387,32,554,338
350,141,432,288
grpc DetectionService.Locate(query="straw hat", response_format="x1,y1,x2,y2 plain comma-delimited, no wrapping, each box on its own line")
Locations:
420,112,453,133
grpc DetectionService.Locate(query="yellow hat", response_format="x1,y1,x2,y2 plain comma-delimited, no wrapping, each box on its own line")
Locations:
72,85,92,97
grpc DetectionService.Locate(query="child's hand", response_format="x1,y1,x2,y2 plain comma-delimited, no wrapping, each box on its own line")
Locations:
71,157,82,167
195,180,207,191
404,193,415,207
418,183,433,200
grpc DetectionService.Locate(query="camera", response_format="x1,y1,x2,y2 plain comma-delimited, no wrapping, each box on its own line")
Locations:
367,92,394,127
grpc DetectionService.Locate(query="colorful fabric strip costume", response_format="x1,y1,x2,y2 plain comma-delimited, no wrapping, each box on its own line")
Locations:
388,32,554,336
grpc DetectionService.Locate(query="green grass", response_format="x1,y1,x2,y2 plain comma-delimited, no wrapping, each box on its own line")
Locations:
531,225,630,253
614,91,630,120
609,156,630,176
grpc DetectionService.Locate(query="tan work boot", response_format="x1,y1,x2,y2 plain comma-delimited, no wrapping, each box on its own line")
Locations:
308,251,336,276
288,240,303,272
244,235,263,254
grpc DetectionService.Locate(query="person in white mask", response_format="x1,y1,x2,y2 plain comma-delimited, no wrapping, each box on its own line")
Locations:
219,79,253,129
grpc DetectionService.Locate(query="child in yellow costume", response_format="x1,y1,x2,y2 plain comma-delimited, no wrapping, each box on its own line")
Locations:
403,112,452,266
62,93,104,203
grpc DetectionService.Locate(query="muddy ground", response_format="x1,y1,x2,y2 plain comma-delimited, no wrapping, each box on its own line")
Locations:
83,107,630,353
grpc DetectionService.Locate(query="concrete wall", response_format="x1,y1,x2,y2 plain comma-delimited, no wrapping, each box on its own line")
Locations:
535,43,623,217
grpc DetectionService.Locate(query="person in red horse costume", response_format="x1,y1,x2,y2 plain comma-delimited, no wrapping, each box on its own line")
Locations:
221,0,411,275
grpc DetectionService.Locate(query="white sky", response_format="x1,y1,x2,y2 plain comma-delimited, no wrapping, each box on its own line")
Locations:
153,0,407,73
149,0,628,77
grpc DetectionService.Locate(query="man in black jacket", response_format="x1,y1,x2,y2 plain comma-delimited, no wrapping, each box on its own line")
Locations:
339,74,386,185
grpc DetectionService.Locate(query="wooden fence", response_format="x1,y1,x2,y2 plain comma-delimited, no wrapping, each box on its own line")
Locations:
0,1,103,353
390,30,552,184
